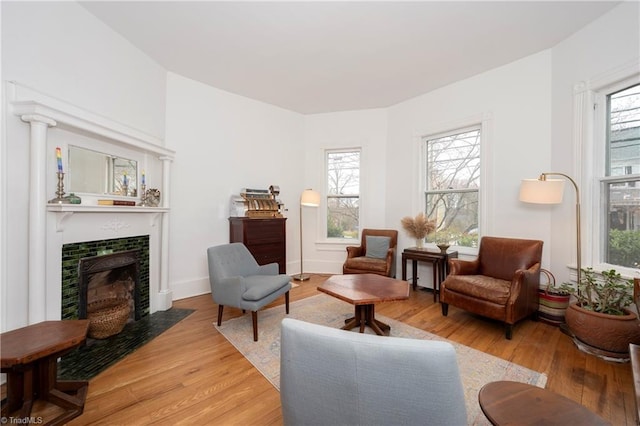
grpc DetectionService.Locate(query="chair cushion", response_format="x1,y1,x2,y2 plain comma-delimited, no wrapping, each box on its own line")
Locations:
443,275,512,304
242,275,291,301
365,236,390,259
344,256,388,273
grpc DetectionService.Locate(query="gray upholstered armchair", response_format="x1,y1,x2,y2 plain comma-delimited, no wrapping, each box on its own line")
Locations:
280,318,468,426
207,243,291,341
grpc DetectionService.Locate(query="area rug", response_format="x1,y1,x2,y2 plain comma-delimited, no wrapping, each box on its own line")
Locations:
215,294,547,425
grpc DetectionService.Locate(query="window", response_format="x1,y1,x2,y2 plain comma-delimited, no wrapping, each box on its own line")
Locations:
602,83,640,268
423,128,480,248
326,149,360,240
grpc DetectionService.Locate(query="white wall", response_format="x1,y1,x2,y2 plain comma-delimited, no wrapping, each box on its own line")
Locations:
302,2,639,286
1,2,167,330
164,73,305,299
549,2,640,283
302,109,389,274
302,52,553,285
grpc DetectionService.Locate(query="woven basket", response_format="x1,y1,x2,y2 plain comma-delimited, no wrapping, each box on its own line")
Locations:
537,269,570,327
87,298,130,339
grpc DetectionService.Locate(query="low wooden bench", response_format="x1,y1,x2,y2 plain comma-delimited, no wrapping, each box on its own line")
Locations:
1,320,89,425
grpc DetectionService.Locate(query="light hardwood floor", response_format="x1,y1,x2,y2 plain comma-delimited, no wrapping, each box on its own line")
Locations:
51,274,636,425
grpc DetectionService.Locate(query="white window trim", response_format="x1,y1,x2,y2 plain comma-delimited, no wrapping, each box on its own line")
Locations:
319,147,362,246
413,112,493,257
574,59,640,279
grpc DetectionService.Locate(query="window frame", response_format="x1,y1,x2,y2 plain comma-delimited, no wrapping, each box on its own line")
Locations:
323,147,362,242
415,114,491,257
578,66,640,279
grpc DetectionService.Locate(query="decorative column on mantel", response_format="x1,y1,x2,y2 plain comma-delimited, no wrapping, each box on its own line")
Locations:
158,156,173,310
22,113,57,324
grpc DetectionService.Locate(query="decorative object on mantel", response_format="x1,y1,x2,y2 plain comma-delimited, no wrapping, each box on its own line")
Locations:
145,188,161,207
401,212,436,249
138,171,148,206
49,171,69,204
121,172,129,196
49,147,73,204
98,199,136,206
67,193,81,204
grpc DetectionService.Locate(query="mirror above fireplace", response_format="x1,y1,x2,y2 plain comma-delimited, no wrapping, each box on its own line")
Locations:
68,145,138,197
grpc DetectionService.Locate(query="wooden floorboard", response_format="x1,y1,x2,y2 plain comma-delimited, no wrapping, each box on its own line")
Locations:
29,273,632,425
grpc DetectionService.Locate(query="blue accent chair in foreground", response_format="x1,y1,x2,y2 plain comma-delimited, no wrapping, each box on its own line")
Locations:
280,318,468,425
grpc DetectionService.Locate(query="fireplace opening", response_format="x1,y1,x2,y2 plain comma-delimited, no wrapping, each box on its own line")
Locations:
78,249,141,338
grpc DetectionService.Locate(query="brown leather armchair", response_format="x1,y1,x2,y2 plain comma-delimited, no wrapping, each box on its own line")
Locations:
343,229,398,277
440,236,543,339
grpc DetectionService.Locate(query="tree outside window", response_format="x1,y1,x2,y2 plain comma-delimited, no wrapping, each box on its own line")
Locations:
326,150,360,239
424,129,480,248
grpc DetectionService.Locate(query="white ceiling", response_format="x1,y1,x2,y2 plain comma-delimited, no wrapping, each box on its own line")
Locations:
80,1,619,114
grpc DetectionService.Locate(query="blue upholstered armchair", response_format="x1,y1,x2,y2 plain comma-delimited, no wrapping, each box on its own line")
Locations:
207,243,291,341
280,318,468,425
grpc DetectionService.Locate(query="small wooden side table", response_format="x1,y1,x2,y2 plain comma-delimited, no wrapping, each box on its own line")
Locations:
1,320,90,425
401,247,458,301
478,381,610,425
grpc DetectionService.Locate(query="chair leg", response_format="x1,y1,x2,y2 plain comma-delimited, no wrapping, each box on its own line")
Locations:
441,303,449,316
505,324,513,340
285,291,290,315
217,305,224,326
252,311,258,342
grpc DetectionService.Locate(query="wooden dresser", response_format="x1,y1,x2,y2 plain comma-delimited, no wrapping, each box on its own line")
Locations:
229,217,287,274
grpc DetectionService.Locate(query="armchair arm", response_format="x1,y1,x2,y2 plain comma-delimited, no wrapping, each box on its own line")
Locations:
257,262,279,276
448,258,480,276
385,247,397,277
346,246,364,259
212,276,247,306
507,262,541,319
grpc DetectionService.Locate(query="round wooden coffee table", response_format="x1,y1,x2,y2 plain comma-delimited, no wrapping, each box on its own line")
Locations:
478,381,610,425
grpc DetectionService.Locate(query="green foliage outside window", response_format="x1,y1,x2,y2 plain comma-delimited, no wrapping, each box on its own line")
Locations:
609,229,640,268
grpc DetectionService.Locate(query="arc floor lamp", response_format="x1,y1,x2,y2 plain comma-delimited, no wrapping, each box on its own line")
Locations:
293,189,320,281
519,172,582,286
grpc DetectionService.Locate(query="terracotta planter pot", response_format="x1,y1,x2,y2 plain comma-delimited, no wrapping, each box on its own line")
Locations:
565,303,640,354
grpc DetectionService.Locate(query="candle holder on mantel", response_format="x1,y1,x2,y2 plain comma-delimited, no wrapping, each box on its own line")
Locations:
138,183,148,206
49,172,71,204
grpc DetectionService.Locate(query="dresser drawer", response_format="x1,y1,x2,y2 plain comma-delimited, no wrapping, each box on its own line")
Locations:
229,217,287,274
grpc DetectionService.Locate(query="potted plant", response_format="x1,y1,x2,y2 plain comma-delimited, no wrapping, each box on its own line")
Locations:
401,213,435,249
537,269,571,326
561,267,640,360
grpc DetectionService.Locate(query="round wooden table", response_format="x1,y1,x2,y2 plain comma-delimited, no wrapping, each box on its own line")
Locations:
478,381,610,425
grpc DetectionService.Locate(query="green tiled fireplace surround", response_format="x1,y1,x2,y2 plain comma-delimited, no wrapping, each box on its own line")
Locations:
61,235,150,320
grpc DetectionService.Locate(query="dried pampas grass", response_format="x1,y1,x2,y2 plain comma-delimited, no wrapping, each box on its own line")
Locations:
401,212,436,239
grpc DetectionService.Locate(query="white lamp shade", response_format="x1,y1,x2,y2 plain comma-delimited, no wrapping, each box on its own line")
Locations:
300,189,321,207
519,179,565,204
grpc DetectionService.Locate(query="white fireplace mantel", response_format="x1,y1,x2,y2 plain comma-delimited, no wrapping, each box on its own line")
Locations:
8,81,176,324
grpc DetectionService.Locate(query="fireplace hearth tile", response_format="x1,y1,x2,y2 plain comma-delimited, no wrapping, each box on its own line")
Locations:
58,308,194,380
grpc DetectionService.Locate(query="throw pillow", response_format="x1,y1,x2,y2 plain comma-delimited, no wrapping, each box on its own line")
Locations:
365,236,391,259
